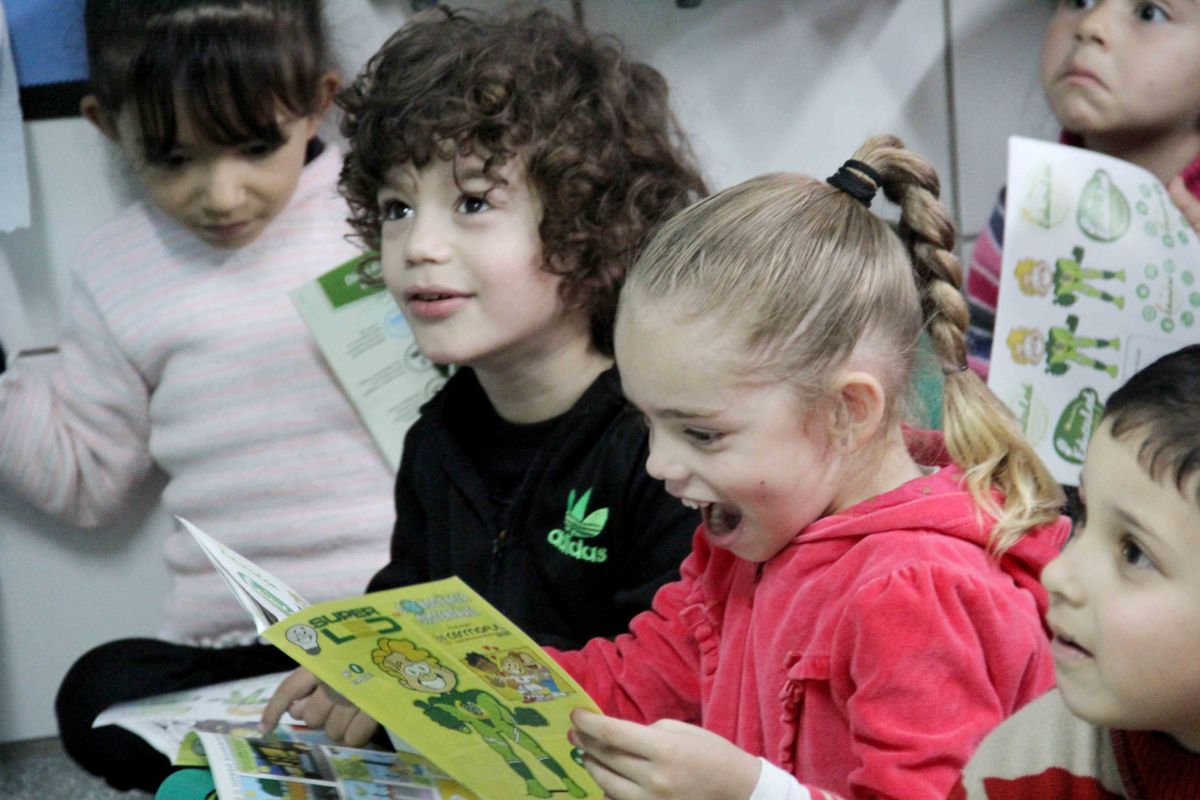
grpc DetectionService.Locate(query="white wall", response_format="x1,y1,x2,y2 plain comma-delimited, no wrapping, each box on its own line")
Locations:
0,0,1051,742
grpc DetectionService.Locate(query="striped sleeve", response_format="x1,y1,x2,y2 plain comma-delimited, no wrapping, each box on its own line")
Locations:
964,187,1006,379
0,263,154,527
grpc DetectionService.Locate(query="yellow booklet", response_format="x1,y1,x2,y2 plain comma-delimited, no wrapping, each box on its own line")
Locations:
182,516,603,799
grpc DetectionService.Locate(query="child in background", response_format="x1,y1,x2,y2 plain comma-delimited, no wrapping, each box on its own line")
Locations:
954,344,1200,798
1,0,395,791
558,136,1072,800
964,0,1200,376
259,7,706,749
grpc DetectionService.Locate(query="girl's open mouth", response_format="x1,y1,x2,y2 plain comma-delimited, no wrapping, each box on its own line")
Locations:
702,503,743,538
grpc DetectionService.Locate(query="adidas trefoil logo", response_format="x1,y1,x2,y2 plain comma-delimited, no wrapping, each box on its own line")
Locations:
546,488,609,563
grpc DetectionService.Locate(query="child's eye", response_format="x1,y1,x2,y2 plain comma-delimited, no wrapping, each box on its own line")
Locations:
379,199,413,222
150,152,191,170
1119,536,1157,572
241,141,281,159
1134,3,1169,22
457,195,491,214
684,428,722,447
1060,0,1096,9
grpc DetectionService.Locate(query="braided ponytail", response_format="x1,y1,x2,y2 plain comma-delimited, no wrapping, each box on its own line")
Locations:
852,135,1063,551
622,134,1063,551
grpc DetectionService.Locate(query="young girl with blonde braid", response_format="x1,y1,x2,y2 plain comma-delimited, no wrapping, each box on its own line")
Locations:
557,135,1072,800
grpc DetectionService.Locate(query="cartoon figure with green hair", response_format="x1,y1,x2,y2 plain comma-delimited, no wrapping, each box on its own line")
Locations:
372,638,588,799
1015,246,1125,308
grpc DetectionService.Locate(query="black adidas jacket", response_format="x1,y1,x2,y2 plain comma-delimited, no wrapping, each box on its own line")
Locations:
367,367,698,649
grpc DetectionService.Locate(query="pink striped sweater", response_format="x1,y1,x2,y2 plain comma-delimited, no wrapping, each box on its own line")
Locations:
0,145,395,645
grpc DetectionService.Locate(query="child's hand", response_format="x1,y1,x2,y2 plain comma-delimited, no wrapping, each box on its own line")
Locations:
569,709,761,800
261,667,380,747
1168,176,1200,236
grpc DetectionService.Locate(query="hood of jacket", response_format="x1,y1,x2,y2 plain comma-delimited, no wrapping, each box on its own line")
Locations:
790,458,1070,619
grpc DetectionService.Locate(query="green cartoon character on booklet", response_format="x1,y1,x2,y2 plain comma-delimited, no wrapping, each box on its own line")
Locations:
372,638,588,799
1015,246,1125,309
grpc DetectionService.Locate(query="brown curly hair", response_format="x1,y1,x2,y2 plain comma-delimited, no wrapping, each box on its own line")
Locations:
338,6,708,355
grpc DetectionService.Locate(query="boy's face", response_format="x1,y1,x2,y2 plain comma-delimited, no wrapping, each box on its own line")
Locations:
377,156,581,375
1042,420,1200,748
1041,0,1200,146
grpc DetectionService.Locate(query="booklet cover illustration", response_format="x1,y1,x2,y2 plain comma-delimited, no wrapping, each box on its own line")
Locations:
181,517,604,799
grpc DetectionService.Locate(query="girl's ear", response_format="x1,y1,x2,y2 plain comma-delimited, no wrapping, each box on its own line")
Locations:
317,70,341,113
80,95,118,141
829,371,886,453
303,70,342,139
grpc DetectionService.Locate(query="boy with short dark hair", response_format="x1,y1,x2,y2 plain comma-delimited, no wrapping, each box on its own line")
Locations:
953,344,1200,798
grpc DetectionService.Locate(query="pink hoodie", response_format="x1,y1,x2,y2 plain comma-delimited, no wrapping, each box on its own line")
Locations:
551,447,1070,799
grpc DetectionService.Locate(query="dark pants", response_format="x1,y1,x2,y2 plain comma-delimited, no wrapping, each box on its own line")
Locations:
55,637,296,793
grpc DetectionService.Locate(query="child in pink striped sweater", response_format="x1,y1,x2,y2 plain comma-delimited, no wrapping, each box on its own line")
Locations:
0,0,394,791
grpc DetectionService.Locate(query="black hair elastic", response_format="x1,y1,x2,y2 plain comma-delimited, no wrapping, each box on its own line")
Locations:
826,159,880,207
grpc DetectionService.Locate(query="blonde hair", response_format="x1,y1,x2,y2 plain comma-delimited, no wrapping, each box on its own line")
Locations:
371,638,439,677
1014,258,1050,296
1007,327,1043,365
622,134,1062,551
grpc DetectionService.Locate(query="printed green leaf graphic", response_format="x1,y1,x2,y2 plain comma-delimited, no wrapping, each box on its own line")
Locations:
1077,169,1130,242
1021,162,1070,229
1054,388,1104,465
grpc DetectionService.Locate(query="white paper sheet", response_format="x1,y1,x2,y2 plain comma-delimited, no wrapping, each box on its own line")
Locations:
989,137,1200,485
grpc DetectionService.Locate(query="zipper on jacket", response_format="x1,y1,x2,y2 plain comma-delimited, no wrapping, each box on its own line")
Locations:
489,529,507,594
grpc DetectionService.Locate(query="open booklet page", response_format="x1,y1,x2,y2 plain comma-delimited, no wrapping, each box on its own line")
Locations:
199,730,476,800
177,516,310,633
989,136,1200,486
183,518,603,799
290,252,445,470
263,580,602,799
92,672,296,763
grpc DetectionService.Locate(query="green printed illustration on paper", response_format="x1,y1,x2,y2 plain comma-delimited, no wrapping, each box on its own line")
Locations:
1020,162,1071,229
1014,246,1125,309
1137,260,1197,333
373,639,588,799
1077,169,1130,242
1053,388,1105,465
1135,182,1191,248
1007,316,1120,378
1006,383,1049,444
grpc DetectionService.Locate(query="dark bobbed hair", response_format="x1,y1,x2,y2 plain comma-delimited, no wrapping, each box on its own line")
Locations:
338,7,708,356
1104,344,1200,503
84,0,331,162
